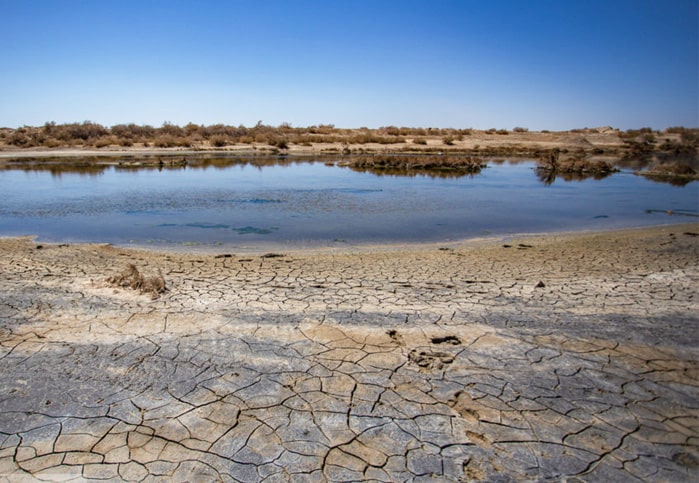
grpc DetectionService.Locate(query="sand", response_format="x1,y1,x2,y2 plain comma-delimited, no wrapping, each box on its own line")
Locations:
1,224,698,481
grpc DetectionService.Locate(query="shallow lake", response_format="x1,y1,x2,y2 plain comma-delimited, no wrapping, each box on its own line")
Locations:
0,156,697,251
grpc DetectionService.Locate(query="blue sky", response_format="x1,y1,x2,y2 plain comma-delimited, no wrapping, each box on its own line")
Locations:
2,0,697,130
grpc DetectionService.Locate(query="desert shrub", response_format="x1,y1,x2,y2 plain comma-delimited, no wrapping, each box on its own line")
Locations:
53,121,108,141
153,135,179,148
296,134,327,144
210,135,229,147
9,130,31,146
254,133,270,144
111,123,155,143
184,122,201,136
442,136,455,145
382,126,401,136
203,123,237,139
412,137,427,145
93,136,118,148
159,122,184,137
513,127,528,132
496,129,509,135
347,133,382,144
44,138,63,148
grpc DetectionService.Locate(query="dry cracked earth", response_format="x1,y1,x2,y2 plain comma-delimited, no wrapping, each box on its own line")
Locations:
0,224,698,482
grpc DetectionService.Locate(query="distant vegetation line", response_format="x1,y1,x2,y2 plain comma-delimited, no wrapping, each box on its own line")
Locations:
0,122,697,158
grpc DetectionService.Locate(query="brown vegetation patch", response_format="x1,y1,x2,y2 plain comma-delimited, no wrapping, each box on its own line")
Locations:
2,123,697,167
347,154,487,172
106,263,167,298
537,151,618,175
637,163,699,186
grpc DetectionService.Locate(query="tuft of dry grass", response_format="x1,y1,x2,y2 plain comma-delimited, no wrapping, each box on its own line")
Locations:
107,263,167,298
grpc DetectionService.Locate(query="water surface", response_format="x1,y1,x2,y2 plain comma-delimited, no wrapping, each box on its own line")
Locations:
0,157,696,250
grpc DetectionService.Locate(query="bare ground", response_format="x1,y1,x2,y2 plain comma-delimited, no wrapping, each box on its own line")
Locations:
1,224,698,481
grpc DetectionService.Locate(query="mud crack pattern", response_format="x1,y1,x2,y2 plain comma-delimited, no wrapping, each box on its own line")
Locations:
1,225,698,481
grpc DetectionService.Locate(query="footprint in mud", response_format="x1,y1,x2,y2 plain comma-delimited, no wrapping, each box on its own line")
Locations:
448,390,481,423
466,430,491,448
431,335,461,345
409,349,454,371
386,329,405,346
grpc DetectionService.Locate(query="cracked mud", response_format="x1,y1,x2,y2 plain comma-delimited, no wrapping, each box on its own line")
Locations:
1,224,698,481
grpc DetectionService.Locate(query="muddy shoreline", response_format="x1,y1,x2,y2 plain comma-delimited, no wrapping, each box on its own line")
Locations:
1,224,698,480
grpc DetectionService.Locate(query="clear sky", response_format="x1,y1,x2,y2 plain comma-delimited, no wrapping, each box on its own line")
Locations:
1,0,697,130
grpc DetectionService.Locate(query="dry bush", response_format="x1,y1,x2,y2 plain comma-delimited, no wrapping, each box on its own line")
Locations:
107,263,167,298
210,135,229,147
93,136,118,148
153,136,177,148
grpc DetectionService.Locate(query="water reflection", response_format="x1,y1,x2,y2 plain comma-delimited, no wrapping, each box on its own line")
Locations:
0,161,107,177
1,155,696,248
536,168,617,185
0,155,306,175
348,166,483,179
1,154,697,185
